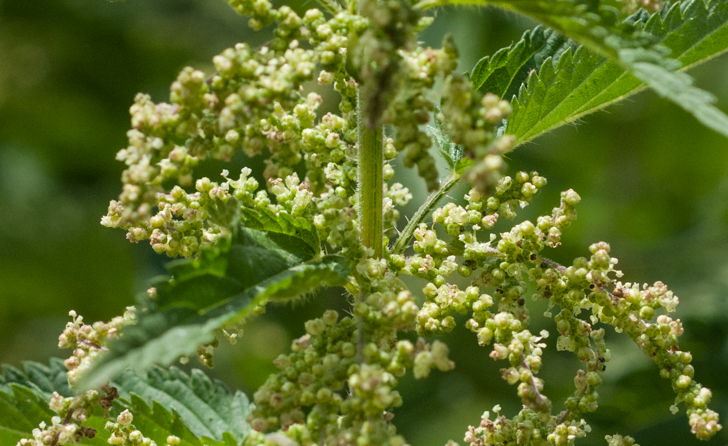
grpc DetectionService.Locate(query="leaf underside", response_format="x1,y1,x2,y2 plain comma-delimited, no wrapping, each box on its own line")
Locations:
428,111,474,174
1,360,251,446
77,209,349,392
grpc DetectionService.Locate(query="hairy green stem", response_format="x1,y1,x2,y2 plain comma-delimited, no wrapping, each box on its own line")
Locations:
357,90,384,258
392,172,460,255
355,80,384,366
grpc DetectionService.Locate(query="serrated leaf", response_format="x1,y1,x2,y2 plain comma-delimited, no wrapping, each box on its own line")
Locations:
422,0,728,140
504,0,728,144
470,26,571,98
80,395,205,446
2,360,253,446
20,359,74,398
77,216,349,391
0,384,56,445
112,365,252,443
1,358,71,400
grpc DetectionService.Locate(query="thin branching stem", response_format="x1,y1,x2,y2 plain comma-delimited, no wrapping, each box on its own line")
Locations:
49,408,75,446
392,172,460,255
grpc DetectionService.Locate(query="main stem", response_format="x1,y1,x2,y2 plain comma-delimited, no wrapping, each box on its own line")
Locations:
357,89,384,258
355,87,382,369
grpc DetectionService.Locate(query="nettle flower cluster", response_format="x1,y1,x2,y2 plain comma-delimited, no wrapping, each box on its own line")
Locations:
22,0,722,445
100,0,511,258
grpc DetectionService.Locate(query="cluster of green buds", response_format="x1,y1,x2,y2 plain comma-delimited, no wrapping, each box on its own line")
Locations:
385,159,720,445
528,240,720,437
248,247,461,446
464,404,592,446
104,0,521,260
440,84,516,192
395,171,550,290
102,0,370,255
249,308,414,445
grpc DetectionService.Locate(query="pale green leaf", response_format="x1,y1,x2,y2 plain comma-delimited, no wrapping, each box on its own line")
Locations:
427,111,473,174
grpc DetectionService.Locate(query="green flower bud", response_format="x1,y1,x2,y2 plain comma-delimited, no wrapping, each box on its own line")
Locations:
305,318,326,336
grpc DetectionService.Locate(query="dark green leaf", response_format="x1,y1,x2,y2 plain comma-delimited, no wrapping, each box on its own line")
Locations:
505,0,728,144
1,358,71,400
77,215,349,391
1,360,254,446
239,207,320,260
425,0,728,140
470,26,570,98
0,384,56,445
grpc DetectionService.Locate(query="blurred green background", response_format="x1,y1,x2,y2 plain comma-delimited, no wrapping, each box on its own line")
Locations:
1,0,727,445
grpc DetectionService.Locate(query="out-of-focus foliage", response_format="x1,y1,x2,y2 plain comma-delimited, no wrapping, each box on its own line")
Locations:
0,1,726,445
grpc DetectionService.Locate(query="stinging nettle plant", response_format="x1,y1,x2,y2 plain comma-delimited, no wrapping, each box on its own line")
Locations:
5,0,728,445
